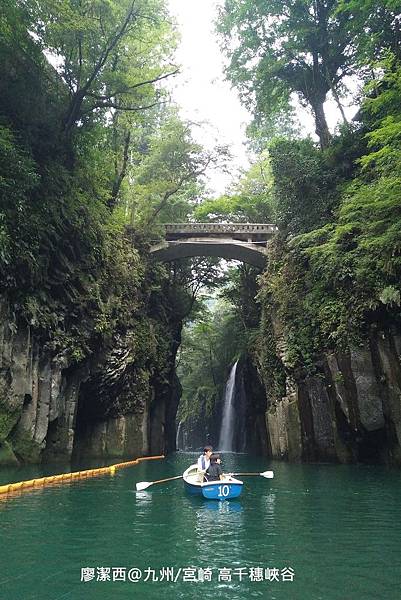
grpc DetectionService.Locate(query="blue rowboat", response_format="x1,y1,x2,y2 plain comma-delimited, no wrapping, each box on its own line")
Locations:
183,464,243,500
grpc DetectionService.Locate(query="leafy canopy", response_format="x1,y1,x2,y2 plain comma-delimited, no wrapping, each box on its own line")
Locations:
217,0,356,147
29,0,178,138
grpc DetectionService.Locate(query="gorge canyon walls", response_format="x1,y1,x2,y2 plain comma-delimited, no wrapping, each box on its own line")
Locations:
0,296,180,465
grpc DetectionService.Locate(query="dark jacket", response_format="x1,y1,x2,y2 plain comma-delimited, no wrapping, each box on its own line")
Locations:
206,462,222,481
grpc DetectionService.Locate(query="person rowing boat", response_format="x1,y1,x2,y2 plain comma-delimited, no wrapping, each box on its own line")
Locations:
205,453,223,481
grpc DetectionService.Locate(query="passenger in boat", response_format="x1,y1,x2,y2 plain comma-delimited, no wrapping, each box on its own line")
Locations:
197,446,213,472
205,454,224,481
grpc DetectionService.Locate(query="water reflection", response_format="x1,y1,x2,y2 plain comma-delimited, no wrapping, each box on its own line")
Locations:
201,500,243,513
134,490,153,504
260,492,276,518
190,491,245,568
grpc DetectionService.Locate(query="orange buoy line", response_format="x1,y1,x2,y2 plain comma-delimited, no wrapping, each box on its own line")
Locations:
0,455,164,497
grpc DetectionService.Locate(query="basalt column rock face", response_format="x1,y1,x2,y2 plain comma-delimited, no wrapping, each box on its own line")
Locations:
265,329,401,465
72,332,152,460
72,318,182,460
267,392,303,461
238,357,269,455
149,321,183,456
177,399,219,452
150,369,182,456
0,297,88,464
376,332,401,463
0,294,149,465
0,293,181,464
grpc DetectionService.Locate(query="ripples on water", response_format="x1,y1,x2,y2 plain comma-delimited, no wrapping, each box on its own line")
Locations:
1,453,401,600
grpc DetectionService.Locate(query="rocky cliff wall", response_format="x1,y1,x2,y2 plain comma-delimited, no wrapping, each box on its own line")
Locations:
176,397,218,452
0,295,180,465
0,297,81,464
265,329,401,465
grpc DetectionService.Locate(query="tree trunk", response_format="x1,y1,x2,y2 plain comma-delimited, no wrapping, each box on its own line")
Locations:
63,89,86,138
312,100,331,150
109,130,131,209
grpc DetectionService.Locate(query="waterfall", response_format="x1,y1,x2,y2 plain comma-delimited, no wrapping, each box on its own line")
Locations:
218,361,238,451
176,420,183,450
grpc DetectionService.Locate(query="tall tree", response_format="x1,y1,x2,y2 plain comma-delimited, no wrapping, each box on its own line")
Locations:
30,0,178,140
128,110,229,228
217,0,359,148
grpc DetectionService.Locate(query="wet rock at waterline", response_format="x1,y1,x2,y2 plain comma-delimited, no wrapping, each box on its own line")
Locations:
265,331,401,465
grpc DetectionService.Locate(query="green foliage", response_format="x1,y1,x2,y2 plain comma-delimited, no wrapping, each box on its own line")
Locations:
218,1,400,148
29,0,177,137
0,1,65,161
246,112,301,153
257,54,401,380
220,264,261,329
128,111,221,229
177,264,262,420
217,0,359,147
194,153,274,223
252,306,286,402
0,125,39,266
299,56,401,328
0,0,213,427
337,0,401,63
268,138,343,235
257,239,324,376
177,299,244,421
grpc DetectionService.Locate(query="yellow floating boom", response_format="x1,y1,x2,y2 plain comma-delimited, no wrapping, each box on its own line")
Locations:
0,455,164,497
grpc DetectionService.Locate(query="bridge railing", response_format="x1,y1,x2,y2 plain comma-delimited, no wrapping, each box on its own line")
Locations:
164,223,278,234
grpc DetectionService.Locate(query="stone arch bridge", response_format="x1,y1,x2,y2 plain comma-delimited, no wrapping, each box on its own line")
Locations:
150,223,278,268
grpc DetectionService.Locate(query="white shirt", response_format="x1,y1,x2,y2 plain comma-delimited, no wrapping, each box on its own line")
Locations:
197,454,210,471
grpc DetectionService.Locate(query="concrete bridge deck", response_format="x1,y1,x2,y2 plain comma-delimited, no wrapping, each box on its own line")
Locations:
150,223,278,268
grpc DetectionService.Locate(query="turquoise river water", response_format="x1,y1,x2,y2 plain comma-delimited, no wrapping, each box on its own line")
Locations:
1,452,401,600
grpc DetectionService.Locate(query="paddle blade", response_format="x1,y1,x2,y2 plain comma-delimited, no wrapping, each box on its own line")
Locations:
136,481,152,491
260,470,274,479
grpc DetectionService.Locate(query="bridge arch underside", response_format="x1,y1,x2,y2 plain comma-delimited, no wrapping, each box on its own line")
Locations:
150,240,267,269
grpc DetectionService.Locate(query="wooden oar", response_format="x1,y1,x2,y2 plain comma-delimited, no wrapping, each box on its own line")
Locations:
136,475,182,491
232,470,274,479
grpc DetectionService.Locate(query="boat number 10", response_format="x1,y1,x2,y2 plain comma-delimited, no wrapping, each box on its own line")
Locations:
218,485,230,497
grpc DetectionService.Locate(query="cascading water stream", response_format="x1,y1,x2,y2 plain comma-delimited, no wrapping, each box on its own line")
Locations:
176,420,183,450
218,361,238,451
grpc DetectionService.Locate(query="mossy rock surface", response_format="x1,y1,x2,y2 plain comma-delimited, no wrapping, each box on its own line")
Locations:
0,406,21,443
10,429,42,463
0,440,20,466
